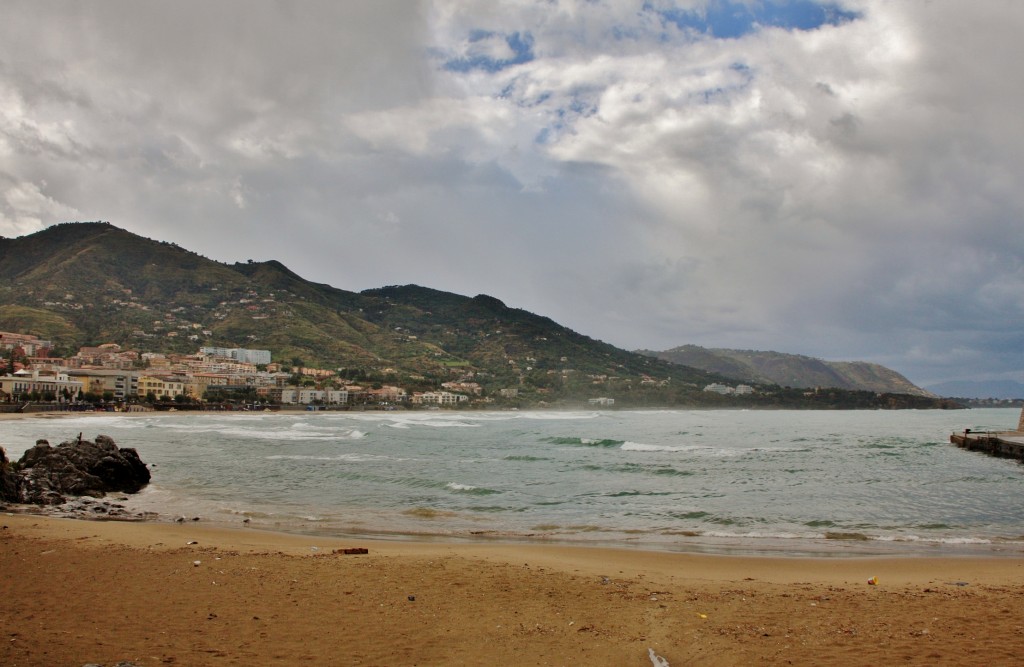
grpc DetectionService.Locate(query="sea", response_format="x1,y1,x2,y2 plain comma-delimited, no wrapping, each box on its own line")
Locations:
4,408,1022,557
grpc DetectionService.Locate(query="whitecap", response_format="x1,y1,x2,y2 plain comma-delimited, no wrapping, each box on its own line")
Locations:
522,411,601,421
621,443,751,458
266,453,397,463
385,419,480,429
621,442,698,453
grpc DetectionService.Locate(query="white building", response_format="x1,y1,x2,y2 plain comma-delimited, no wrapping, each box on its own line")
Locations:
280,388,348,405
0,369,83,400
415,391,468,405
200,347,271,365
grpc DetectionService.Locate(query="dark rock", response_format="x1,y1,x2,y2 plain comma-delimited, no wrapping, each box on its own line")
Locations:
13,434,150,505
0,446,21,503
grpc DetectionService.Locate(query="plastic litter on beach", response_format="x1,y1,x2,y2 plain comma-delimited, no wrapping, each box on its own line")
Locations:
868,576,879,585
648,647,670,666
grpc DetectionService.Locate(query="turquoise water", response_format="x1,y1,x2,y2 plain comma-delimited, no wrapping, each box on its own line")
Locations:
4,408,1022,555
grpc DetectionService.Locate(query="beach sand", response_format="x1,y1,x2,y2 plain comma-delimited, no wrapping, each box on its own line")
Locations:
3,515,1024,666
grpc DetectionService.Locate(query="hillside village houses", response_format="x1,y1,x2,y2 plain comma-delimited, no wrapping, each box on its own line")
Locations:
0,331,53,357
0,332,471,408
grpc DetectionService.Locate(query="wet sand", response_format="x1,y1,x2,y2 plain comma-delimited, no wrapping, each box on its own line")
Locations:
3,514,1024,666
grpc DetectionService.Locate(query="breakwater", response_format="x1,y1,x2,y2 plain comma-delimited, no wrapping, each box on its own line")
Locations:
950,430,1024,462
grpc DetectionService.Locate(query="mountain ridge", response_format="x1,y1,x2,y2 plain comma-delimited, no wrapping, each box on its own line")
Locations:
639,344,932,398
0,223,724,405
0,222,948,408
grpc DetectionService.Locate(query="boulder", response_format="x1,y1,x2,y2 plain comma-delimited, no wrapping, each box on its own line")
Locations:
0,446,20,503
13,434,150,505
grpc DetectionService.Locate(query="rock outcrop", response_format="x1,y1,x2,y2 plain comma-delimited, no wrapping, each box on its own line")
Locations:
0,446,20,503
1,434,150,505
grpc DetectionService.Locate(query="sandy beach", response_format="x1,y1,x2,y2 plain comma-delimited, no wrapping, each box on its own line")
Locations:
5,409,1024,665
2,514,1023,666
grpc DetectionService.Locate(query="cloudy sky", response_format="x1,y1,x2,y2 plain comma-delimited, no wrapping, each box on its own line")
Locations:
2,1,1021,387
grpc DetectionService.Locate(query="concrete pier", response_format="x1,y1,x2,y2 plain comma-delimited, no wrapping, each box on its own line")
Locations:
950,430,1024,461
951,408,1024,461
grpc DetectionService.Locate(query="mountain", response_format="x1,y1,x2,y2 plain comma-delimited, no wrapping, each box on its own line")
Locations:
925,380,1024,400
639,345,932,397
0,222,389,368
0,222,721,404
0,222,956,408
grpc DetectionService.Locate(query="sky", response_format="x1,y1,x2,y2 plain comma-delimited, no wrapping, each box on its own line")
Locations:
1,0,1022,388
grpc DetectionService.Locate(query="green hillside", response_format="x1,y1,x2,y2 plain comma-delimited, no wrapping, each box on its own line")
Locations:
0,222,953,408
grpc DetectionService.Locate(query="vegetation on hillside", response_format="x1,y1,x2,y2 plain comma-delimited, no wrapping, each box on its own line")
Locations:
0,222,958,409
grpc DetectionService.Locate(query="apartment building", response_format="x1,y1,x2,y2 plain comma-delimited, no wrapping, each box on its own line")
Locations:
413,391,468,405
368,385,409,403
66,369,139,400
200,347,271,365
0,369,83,400
138,375,187,400
279,388,349,405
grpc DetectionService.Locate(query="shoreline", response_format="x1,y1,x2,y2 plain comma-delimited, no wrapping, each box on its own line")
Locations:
6,512,1023,583
12,498,1024,560
9,485,1024,561
4,408,1024,561
4,513,1024,665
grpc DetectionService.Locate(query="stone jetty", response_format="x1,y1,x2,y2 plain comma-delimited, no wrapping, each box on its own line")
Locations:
950,407,1024,462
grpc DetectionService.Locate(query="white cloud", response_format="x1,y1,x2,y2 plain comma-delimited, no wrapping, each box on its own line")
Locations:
0,178,80,237
1,1,1022,385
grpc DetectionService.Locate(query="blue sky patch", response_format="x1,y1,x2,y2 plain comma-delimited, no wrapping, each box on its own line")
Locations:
652,1,860,39
444,31,535,73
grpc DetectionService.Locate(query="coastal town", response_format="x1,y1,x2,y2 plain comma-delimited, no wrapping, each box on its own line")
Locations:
0,330,773,412
0,331,478,410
